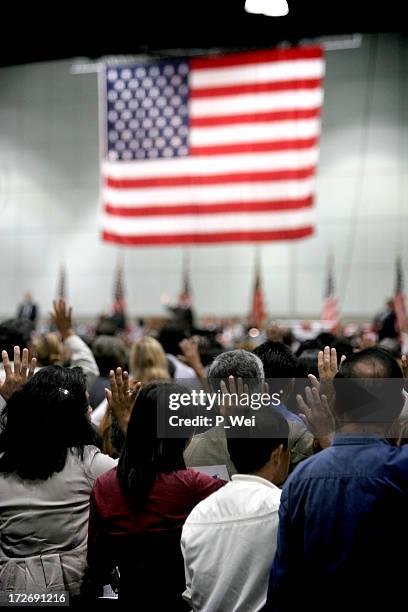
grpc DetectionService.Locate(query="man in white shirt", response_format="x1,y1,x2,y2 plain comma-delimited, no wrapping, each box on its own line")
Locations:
181,408,290,612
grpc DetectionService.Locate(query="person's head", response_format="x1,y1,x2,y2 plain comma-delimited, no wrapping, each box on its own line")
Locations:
227,408,289,485
377,337,402,359
334,347,404,431
295,349,319,379
129,336,170,383
0,366,98,480
157,325,187,356
315,332,336,350
92,335,128,377
0,318,34,357
24,292,33,302
332,337,354,363
32,332,64,367
117,381,190,509
252,341,297,400
266,322,284,343
208,349,264,393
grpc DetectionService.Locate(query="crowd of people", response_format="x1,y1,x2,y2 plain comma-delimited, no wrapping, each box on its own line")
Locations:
0,295,408,610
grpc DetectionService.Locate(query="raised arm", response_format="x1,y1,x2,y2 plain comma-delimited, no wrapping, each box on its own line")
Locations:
50,298,99,388
0,346,37,408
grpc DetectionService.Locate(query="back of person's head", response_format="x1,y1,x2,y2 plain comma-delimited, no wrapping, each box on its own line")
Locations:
334,348,404,425
129,336,170,383
208,349,264,393
295,349,319,378
117,381,189,509
157,325,187,356
315,332,336,349
0,366,98,480
0,318,34,357
253,341,297,396
377,337,402,359
332,337,354,363
295,339,318,358
92,335,128,377
227,408,289,484
32,333,63,366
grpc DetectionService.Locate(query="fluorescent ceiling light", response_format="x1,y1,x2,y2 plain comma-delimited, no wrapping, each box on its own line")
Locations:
245,0,289,17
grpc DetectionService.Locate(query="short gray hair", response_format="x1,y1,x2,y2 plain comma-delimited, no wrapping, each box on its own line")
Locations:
208,349,264,392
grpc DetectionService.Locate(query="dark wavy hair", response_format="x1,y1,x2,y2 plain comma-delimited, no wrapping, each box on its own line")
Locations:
0,366,99,480
117,381,190,510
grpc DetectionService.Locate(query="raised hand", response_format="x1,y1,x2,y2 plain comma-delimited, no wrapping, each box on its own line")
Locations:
219,375,250,415
0,347,37,401
50,299,73,340
178,338,207,381
402,354,408,379
297,385,334,449
318,346,344,380
105,367,142,433
402,354,408,392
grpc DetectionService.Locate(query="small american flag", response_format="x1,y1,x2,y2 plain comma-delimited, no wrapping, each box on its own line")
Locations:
100,45,324,245
113,257,126,313
181,250,192,302
56,264,67,299
250,252,266,328
321,254,339,328
394,255,407,333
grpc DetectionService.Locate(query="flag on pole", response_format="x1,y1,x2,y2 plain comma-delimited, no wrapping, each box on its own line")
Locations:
56,264,67,299
181,250,192,304
394,255,407,333
321,254,339,329
250,251,266,328
113,256,126,313
111,256,127,331
100,45,324,245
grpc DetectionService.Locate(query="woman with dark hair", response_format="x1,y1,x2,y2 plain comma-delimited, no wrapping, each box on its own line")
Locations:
87,380,224,609
0,365,116,600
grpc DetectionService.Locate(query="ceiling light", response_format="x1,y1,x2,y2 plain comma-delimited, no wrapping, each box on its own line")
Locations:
245,0,289,17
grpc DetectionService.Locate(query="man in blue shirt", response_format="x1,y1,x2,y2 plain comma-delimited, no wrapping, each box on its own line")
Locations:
265,347,408,610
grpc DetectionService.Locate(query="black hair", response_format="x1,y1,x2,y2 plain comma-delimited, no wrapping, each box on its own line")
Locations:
0,366,98,480
227,408,289,474
117,381,190,510
334,348,404,424
332,337,354,363
315,332,336,349
92,335,128,377
295,349,320,378
253,341,297,395
295,339,318,358
0,318,34,356
157,325,188,356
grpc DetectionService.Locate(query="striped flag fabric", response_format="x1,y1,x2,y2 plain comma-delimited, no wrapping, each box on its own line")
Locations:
394,255,407,333
321,254,339,329
101,45,324,245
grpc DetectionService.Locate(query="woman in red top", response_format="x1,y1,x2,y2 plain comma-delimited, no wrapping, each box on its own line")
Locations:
86,381,224,609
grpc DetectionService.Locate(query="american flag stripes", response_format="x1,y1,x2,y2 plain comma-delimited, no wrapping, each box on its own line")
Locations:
100,45,324,246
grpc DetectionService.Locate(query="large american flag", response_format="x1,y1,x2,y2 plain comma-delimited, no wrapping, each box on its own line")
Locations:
100,45,324,245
